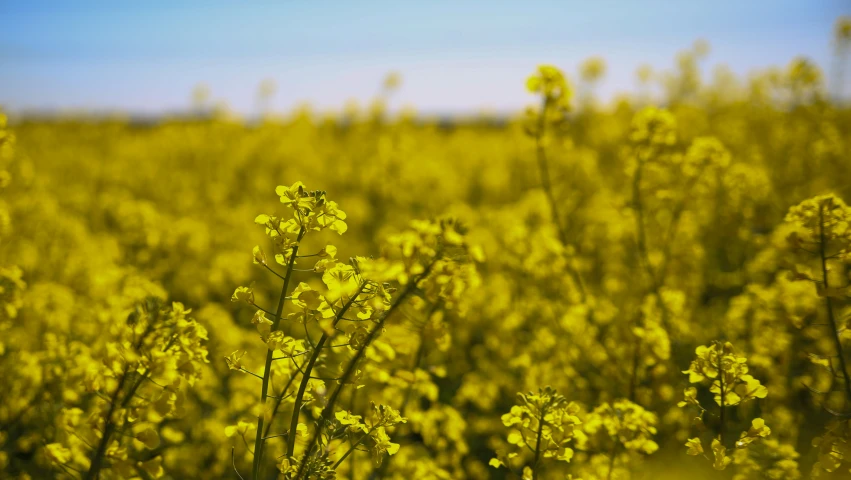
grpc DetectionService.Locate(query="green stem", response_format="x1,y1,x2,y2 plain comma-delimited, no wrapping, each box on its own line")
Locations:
532,406,547,480
320,272,423,423
819,205,851,404
535,96,587,302
85,315,166,480
656,172,703,283
296,260,437,479
631,161,672,334
370,303,441,480
606,441,620,480
84,368,130,480
285,282,368,458
348,388,358,480
332,426,377,469
628,330,641,401
251,227,304,480
718,341,726,446
632,160,656,290
399,339,426,417
86,367,152,479
261,374,298,439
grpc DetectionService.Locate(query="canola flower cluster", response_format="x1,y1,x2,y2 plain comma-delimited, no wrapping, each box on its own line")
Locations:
2,17,851,480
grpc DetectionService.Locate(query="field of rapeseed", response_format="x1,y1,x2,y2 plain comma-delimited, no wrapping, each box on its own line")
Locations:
2,18,851,480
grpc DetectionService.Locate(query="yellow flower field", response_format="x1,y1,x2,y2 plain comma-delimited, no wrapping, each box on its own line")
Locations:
2,17,851,480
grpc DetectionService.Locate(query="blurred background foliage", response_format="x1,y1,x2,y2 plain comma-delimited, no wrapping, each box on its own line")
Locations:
2,10,851,480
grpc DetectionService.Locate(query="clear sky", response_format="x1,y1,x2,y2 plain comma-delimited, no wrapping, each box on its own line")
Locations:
1,0,849,116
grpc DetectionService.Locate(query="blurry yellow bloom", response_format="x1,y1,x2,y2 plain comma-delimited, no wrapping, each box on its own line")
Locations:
737,418,771,448
678,386,699,407
136,428,160,449
265,330,294,351
231,286,254,304
278,458,297,475
225,420,255,438
837,16,851,43
224,350,246,371
138,457,164,479
630,106,677,147
712,438,732,470
683,136,731,176
44,443,72,464
580,56,607,82
685,437,703,456
526,64,572,110
383,71,402,91
252,245,267,265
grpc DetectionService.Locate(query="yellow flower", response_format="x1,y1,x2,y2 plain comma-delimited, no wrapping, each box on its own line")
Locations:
370,427,400,465
685,437,703,456
678,386,699,408
335,410,366,432
231,286,254,304
225,420,255,438
252,245,267,265
837,16,851,43
737,418,771,448
138,457,164,479
630,106,677,147
276,181,308,208
265,331,294,351
136,428,160,449
526,65,572,108
44,443,72,464
711,438,731,470
580,56,607,82
224,350,246,371
251,310,273,337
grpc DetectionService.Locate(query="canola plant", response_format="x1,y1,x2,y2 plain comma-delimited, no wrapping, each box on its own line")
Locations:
2,18,851,480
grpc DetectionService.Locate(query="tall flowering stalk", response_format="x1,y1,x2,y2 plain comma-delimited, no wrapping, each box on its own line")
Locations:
525,65,587,302
230,182,347,479
73,299,208,479
679,341,770,471
490,386,581,480
231,183,478,479
784,194,851,474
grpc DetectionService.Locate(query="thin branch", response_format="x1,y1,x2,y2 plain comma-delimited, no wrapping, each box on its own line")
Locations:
262,263,286,281
240,369,265,381
819,204,851,406
251,228,305,480
233,447,246,480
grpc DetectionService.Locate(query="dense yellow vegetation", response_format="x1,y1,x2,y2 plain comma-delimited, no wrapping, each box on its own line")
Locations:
2,19,851,480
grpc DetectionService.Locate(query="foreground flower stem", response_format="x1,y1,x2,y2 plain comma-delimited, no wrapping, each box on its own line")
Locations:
531,397,553,480
252,227,305,480
534,96,587,302
606,442,620,480
332,425,378,469
632,159,656,292
84,367,130,480
295,260,437,478
370,302,442,480
717,340,726,445
262,374,297,439
532,414,544,480
819,205,851,404
86,319,168,480
284,282,368,458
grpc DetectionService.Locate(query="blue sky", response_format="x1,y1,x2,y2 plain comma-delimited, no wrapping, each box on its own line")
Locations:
1,1,849,115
